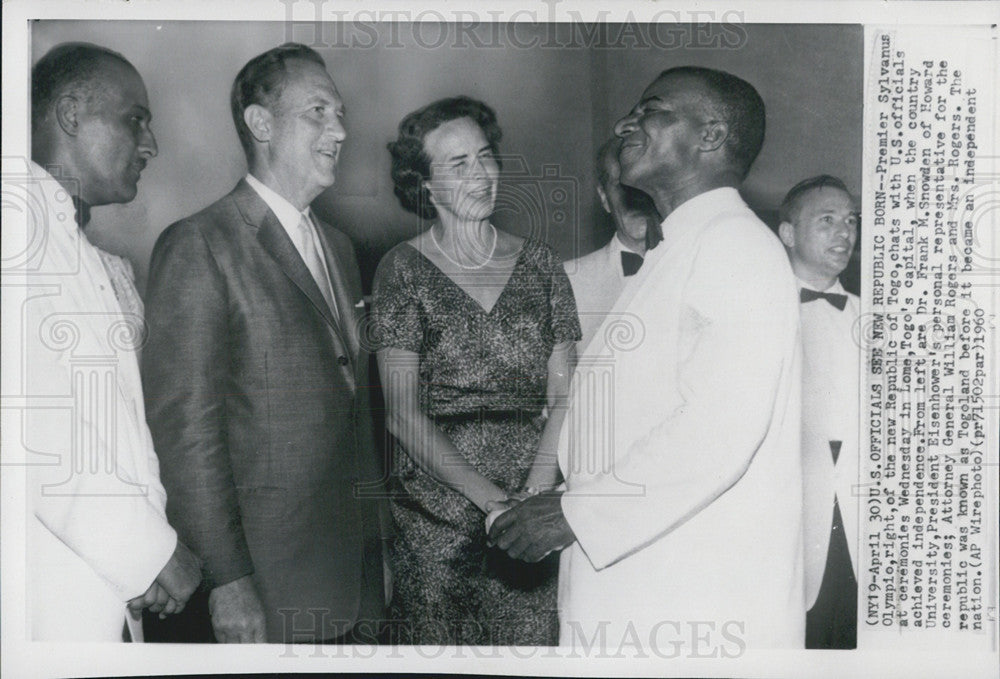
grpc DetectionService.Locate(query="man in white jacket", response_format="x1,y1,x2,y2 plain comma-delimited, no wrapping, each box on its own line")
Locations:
564,138,660,353
25,42,200,641
778,175,861,648
491,66,805,653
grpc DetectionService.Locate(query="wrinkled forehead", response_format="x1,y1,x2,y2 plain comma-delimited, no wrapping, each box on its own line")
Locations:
800,186,858,214
642,72,714,109
281,58,340,102
89,56,149,107
424,116,489,159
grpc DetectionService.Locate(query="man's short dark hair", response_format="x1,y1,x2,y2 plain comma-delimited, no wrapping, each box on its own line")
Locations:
32,42,133,133
778,174,851,225
657,66,766,178
387,96,503,220
230,43,326,157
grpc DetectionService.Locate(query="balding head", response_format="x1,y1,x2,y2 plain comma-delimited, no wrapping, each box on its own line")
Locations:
596,138,621,187
31,42,157,210
32,42,135,134
595,137,660,253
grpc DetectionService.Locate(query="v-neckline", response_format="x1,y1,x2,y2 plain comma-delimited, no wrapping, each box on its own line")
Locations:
403,240,529,316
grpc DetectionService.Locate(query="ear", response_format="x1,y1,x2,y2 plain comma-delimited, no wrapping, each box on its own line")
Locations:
54,95,81,137
596,183,611,214
243,104,273,144
778,221,796,248
699,120,729,153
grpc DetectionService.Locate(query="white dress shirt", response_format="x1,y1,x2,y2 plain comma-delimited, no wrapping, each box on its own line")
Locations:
557,187,805,649
23,161,177,641
797,277,861,609
564,233,642,354
245,173,338,318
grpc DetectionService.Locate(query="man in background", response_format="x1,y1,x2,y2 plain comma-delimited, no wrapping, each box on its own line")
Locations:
564,138,661,353
778,175,861,649
26,41,201,641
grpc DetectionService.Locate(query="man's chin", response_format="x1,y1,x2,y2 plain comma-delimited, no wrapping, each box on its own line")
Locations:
313,171,337,192
617,165,647,193
112,184,140,205
828,254,851,271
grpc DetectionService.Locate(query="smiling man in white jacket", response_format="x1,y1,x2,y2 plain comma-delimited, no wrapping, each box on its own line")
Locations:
490,66,805,653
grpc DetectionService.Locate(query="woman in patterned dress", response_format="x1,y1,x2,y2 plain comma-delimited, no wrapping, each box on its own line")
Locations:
371,96,580,645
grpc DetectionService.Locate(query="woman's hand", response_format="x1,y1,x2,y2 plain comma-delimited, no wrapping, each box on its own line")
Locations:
484,497,518,538
509,486,544,502
379,347,510,514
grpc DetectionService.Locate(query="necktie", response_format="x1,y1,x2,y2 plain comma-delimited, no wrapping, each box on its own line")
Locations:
621,250,644,277
298,213,339,320
800,287,847,311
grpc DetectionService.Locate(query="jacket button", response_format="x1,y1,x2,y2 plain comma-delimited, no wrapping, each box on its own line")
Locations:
338,355,349,366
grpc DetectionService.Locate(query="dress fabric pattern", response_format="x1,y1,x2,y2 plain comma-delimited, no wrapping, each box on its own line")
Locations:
371,238,580,645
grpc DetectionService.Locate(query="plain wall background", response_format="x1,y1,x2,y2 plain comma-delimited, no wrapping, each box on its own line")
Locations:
31,21,862,293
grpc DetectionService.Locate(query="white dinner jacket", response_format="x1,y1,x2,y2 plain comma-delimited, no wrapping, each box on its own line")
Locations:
557,188,806,650
798,279,861,609
23,162,177,641
564,234,639,354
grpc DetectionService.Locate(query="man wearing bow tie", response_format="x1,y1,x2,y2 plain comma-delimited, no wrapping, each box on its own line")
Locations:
563,138,661,354
26,40,202,643
777,175,860,649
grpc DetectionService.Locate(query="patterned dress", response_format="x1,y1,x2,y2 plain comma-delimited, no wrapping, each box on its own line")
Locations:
371,238,581,645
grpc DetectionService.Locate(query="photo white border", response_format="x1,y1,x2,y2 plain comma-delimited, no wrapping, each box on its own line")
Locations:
2,1,997,678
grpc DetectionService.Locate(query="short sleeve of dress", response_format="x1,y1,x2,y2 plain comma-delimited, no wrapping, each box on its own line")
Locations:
540,243,582,345
371,246,424,353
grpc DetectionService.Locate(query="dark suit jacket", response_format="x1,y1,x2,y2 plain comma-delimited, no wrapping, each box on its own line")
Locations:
142,180,386,642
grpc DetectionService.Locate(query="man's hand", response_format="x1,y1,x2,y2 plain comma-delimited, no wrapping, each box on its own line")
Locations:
127,582,172,620
208,575,267,643
154,539,202,609
487,490,576,562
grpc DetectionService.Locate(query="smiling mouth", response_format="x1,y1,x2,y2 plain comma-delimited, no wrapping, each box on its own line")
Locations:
618,142,644,163
316,148,339,161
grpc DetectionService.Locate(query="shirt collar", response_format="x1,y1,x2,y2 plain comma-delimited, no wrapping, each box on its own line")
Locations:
642,187,744,271
245,173,309,234
610,232,644,257
29,160,81,239
797,276,847,295
658,187,743,245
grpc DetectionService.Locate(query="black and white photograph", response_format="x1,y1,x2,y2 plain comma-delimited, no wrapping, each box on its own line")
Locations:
1,2,997,678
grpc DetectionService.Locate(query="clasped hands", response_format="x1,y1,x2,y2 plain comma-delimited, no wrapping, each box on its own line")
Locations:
486,489,576,562
127,539,202,621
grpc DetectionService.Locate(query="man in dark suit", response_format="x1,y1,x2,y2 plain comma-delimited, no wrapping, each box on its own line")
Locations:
142,43,387,644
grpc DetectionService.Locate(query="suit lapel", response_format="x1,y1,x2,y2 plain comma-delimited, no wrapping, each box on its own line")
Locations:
232,181,351,355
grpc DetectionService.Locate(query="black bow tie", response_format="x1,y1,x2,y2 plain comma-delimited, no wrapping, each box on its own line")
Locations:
621,251,644,277
800,287,847,311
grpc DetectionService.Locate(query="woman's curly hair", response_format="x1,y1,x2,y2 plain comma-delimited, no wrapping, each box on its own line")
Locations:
387,96,502,220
